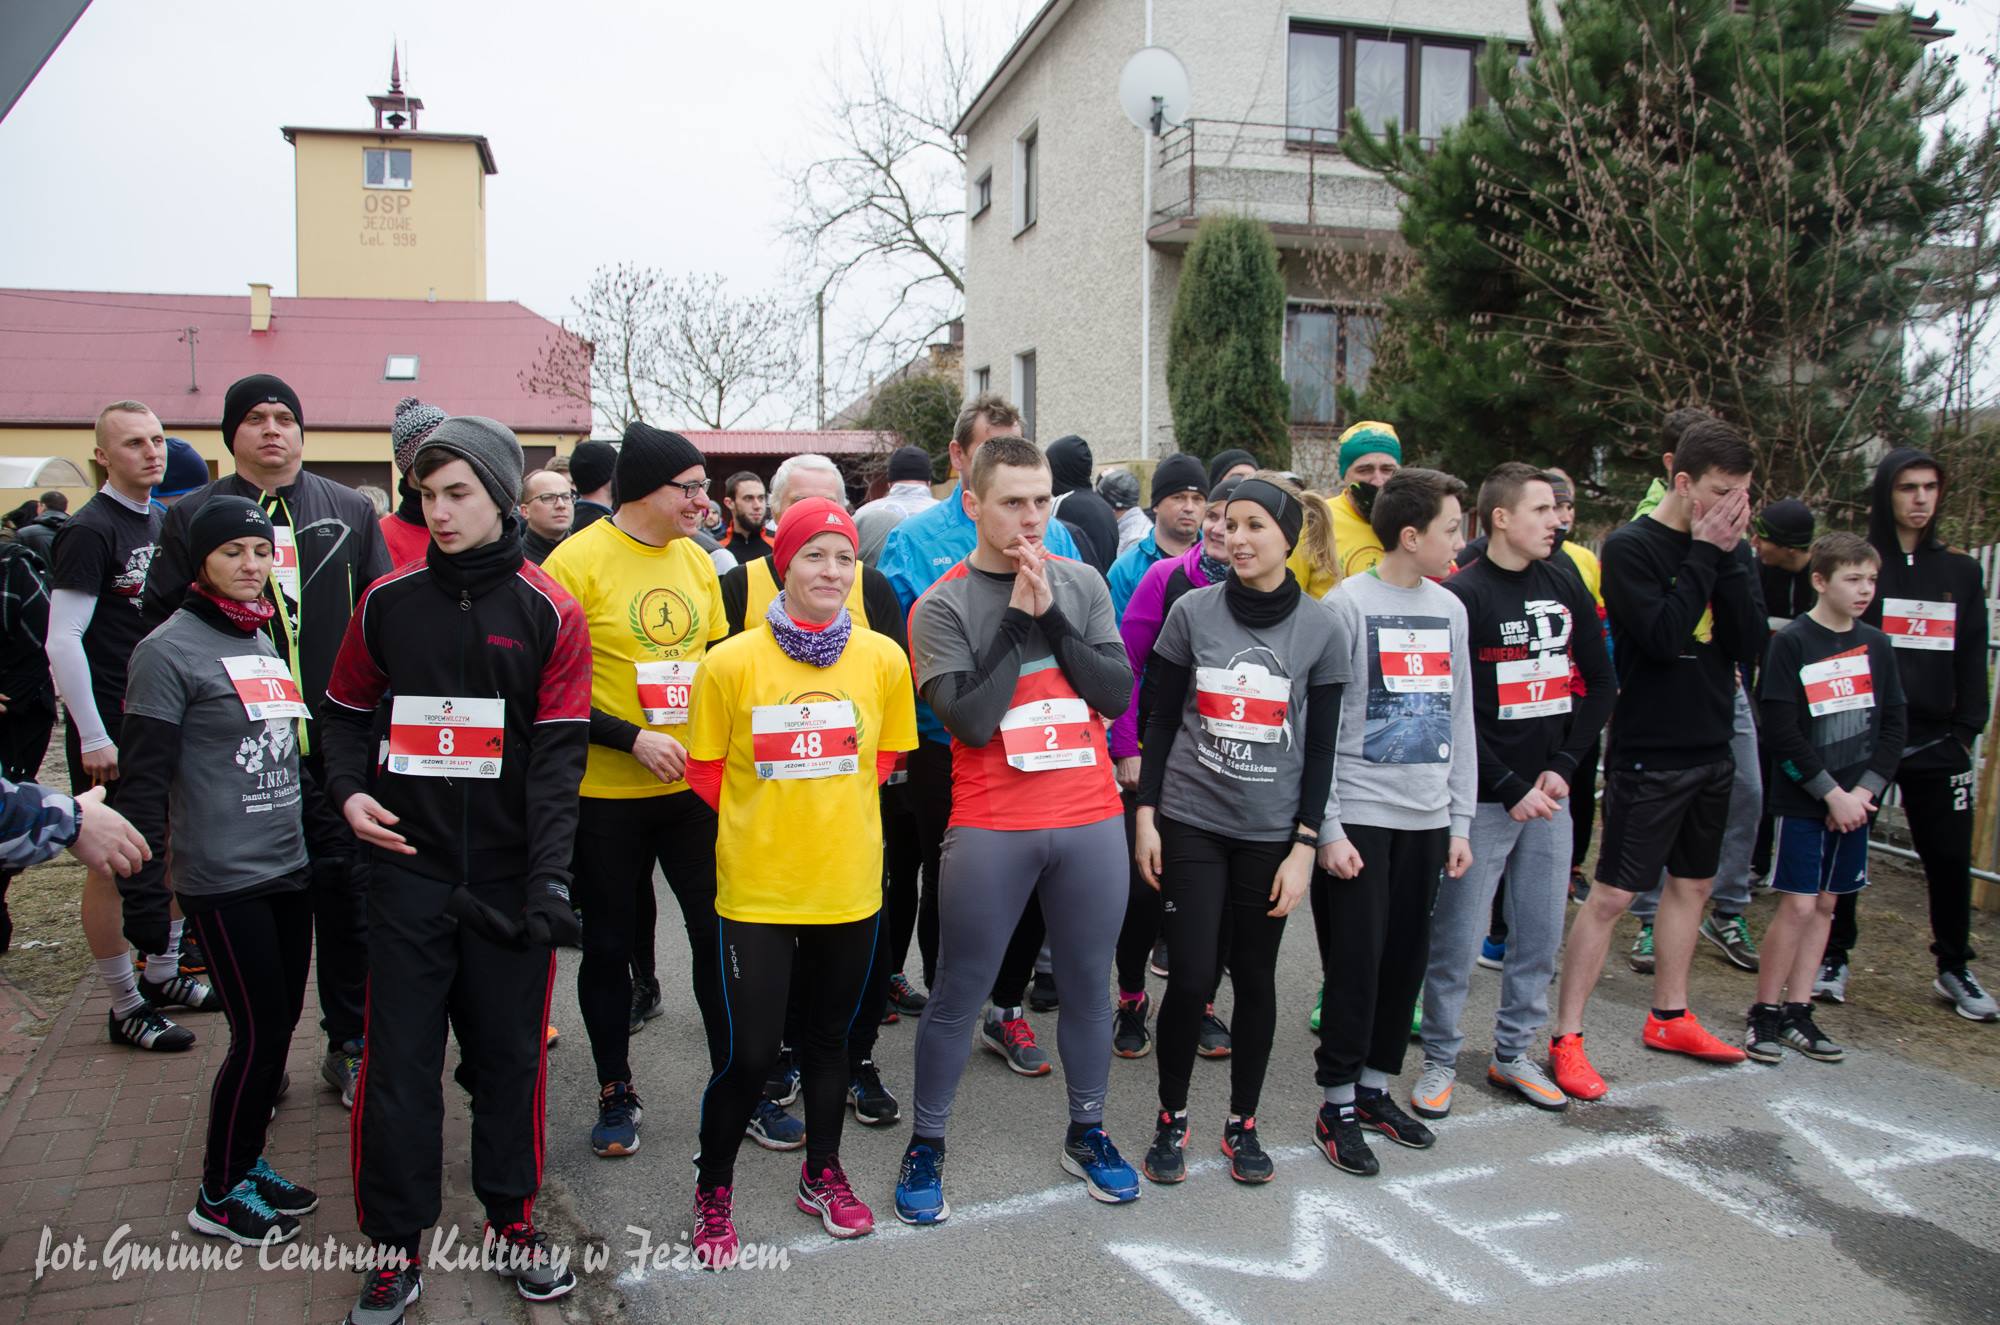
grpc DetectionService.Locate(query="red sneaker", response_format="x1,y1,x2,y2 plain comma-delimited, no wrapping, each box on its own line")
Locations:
1642,1009,1747,1064
1549,1033,1608,1101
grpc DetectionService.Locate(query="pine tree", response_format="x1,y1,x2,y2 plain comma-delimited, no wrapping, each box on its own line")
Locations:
1167,215,1292,469
859,374,961,482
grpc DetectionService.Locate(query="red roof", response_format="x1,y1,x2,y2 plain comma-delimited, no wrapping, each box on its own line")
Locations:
0,288,589,434
679,430,900,457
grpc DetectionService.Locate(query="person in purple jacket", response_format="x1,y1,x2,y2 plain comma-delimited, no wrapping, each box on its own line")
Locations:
1110,476,1243,1059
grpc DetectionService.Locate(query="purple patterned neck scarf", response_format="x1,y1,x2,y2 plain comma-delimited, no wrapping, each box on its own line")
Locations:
766,592,852,668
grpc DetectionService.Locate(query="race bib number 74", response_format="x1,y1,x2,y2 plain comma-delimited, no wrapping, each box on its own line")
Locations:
1880,598,1955,652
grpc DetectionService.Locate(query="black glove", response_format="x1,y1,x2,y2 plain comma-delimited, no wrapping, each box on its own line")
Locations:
521,878,582,948
447,885,526,948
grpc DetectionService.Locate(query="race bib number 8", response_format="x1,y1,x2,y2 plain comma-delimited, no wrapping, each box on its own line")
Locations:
1801,646,1875,717
1495,654,1571,720
635,660,698,726
1195,663,1289,743
388,696,505,778
999,697,1099,771
1880,598,1955,652
751,701,859,780
220,655,308,721
1380,628,1453,694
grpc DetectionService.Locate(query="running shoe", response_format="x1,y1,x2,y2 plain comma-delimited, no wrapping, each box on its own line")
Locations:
1221,1117,1273,1184
980,1013,1052,1076
628,977,663,1034
1779,1006,1846,1061
1314,1103,1378,1177
1700,913,1760,971
1308,985,1322,1035
545,1023,559,1050
690,1184,738,1270
1477,936,1506,971
1113,992,1152,1059
323,1040,362,1108
880,1004,900,1026
1142,1110,1189,1184
1197,1005,1233,1059
1628,924,1656,974
591,1081,643,1157
888,972,929,1016
344,1260,421,1325
1355,1089,1435,1149
848,1059,900,1126
133,936,210,979
1149,941,1170,979
1569,871,1590,905
1642,1010,1747,1064
1744,1003,1784,1065
248,1156,317,1215
764,1048,801,1106
1549,1033,1607,1100
1487,1056,1569,1111
894,1143,949,1225
109,1004,194,1052
1410,1060,1456,1119
797,1160,875,1238
1060,1128,1140,1203
746,1098,806,1150
1935,967,2000,1022
1813,959,1850,1004
1029,970,1061,1012
486,1220,576,1302
140,972,221,1013
187,1177,300,1246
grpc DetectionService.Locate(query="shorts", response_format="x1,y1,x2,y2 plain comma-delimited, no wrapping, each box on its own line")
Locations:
1772,817,1870,896
1594,759,1733,891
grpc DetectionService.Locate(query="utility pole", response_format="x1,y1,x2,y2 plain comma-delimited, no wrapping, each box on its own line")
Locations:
815,291,826,429
178,326,199,393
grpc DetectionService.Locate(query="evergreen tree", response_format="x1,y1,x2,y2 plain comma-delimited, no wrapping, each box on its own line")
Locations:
1168,215,1292,469
859,373,962,482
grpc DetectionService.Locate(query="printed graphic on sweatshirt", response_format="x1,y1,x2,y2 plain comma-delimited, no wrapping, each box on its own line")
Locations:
1192,647,1294,783
234,720,301,815
1364,614,1453,765
1802,646,1877,772
1474,598,1575,720
109,541,158,607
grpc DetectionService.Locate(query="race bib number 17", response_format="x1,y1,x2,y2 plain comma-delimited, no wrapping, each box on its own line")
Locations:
1495,654,1570,720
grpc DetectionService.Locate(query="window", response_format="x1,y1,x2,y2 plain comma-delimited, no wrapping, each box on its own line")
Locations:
1284,306,1377,425
1286,25,1496,146
1013,352,1037,439
364,148,413,189
1014,126,1038,234
384,354,419,381
973,170,992,219
973,366,991,395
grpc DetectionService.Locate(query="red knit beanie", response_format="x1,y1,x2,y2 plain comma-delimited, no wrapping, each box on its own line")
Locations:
772,498,859,579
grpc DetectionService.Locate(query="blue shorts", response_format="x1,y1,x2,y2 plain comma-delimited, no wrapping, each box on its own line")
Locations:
1772,817,1870,896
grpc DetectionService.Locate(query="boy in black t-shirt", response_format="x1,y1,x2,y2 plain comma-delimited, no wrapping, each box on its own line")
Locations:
1751,533,1905,1065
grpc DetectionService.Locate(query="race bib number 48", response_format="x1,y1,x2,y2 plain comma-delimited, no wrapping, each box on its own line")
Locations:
1380,628,1453,694
1195,663,1289,743
1495,654,1570,720
751,701,859,780
220,655,308,721
635,660,698,726
1881,598,1955,652
388,696,505,778
1802,646,1875,717
999,697,1099,771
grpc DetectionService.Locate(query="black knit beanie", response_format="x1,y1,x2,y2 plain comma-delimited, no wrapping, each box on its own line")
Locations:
1150,453,1208,509
616,423,706,504
221,374,304,453
568,440,618,495
887,445,934,482
189,495,276,566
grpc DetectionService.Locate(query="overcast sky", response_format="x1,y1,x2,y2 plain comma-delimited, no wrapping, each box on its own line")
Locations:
3,0,1997,414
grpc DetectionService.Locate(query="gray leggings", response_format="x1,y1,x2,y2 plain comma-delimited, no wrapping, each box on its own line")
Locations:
910,817,1128,1136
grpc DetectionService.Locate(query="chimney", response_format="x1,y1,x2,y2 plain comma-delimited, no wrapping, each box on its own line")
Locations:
249,282,272,334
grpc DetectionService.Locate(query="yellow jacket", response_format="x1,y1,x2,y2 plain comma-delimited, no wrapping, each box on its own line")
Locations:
1329,487,1386,579
1560,540,1603,608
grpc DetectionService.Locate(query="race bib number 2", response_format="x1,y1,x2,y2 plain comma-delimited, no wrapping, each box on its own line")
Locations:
1802,647,1875,717
220,655,308,721
1380,628,1453,694
751,701,859,780
1881,598,1955,652
388,696,505,778
999,697,1099,771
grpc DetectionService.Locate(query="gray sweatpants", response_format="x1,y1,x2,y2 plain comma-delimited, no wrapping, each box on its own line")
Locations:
911,817,1128,1136
1422,801,1570,1064
1633,681,1761,919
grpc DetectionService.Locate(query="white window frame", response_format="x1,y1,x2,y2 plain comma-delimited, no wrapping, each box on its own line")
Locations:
384,354,420,381
364,147,413,190
973,365,991,395
1012,351,1037,438
1013,124,1038,235
973,169,993,219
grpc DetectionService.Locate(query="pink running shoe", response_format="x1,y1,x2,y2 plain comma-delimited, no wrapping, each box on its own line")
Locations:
691,1184,738,1271
797,1160,876,1239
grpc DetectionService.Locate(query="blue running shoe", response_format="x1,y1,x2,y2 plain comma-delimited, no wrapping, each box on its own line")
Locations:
1477,936,1506,971
746,1098,806,1151
591,1081,642,1157
248,1156,317,1215
894,1143,950,1225
1060,1128,1140,1204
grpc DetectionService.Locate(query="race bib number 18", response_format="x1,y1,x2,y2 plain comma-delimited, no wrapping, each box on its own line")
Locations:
999,697,1099,771
1380,628,1453,694
220,655,308,722
388,696,505,779
1880,598,1955,652
1801,647,1875,717
751,701,859,780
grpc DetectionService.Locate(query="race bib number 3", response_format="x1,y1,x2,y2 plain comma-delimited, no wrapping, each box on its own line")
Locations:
1195,664,1289,743
1802,647,1876,717
751,700,859,780
388,696,505,778
1380,628,1453,694
1495,654,1571,720
1881,598,1955,652
635,660,698,726
999,697,1099,771
220,655,308,721
270,526,299,604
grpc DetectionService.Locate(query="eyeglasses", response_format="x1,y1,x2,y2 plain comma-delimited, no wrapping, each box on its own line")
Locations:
670,478,712,499
528,492,576,507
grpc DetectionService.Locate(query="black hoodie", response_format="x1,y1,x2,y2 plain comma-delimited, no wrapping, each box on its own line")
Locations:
1045,435,1120,575
1863,448,1989,767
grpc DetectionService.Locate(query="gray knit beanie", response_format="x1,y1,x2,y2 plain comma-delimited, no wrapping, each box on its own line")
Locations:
391,397,449,474
414,416,524,512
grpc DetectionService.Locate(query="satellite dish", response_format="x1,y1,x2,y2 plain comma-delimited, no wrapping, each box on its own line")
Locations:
1118,46,1191,136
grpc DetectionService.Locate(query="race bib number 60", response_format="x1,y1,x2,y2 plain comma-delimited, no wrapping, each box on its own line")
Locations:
636,660,698,726
388,695,505,778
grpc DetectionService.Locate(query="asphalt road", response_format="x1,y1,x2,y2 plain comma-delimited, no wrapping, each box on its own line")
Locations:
532,886,2000,1325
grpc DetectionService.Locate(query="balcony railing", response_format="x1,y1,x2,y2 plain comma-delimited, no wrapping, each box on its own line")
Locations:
1152,118,1402,235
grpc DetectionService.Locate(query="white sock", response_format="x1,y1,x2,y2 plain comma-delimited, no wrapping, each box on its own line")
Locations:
1358,1067,1390,1092
987,1005,1024,1025
1323,1083,1356,1107
142,920,183,985
97,954,145,1016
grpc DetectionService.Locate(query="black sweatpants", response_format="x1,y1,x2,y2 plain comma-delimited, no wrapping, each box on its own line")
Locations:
907,739,1044,1006
1156,818,1288,1117
697,912,879,1186
882,781,923,978
191,882,312,1197
1826,758,1978,972
1116,790,1160,994
1570,736,1601,876
784,877,892,1070
1311,824,1446,1089
632,873,658,988
299,745,369,1051
353,861,553,1242
574,791,723,1085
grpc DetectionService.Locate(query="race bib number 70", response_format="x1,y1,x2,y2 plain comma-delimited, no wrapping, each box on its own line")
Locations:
220,655,308,722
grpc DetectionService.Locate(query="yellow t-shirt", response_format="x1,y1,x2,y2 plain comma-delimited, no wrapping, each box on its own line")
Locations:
1560,540,1604,609
1286,542,1341,600
687,625,918,924
1329,487,1386,579
542,517,727,798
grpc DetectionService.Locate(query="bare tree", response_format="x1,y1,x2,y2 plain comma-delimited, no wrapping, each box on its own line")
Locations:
520,263,663,436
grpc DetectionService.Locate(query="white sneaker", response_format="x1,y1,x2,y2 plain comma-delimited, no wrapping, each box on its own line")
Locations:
1812,959,1849,1004
1935,968,2000,1022
1410,1059,1456,1119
